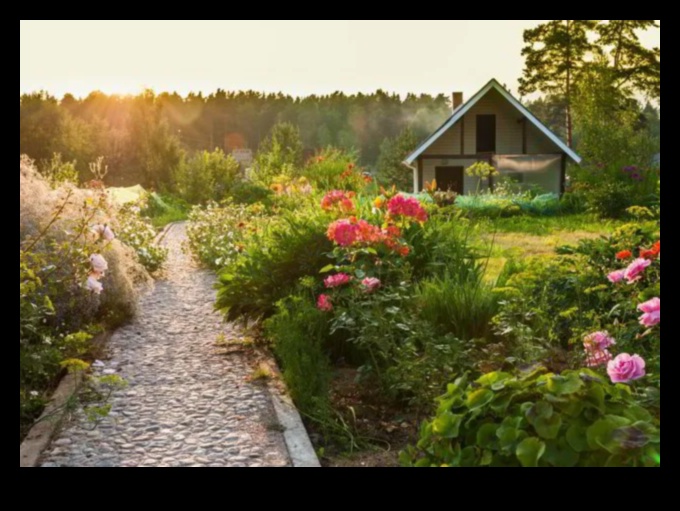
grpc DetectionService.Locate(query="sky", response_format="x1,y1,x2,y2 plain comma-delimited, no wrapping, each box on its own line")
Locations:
19,20,661,100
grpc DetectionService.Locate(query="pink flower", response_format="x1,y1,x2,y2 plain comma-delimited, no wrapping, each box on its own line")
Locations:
387,195,428,223
90,254,108,275
317,294,333,312
321,190,355,213
607,353,646,383
623,258,651,284
607,270,626,284
92,224,116,241
327,219,359,247
86,274,103,295
585,349,613,368
638,297,660,327
583,331,616,352
361,277,381,293
324,273,352,288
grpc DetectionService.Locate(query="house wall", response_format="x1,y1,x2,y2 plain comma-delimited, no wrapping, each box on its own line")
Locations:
415,87,566,194
421,158,489,194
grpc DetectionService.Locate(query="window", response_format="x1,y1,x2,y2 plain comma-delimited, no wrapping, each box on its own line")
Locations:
476,115,496,153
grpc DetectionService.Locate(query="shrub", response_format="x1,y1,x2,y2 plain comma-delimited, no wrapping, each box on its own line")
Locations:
250,122,304,187
117,202,168,273
401,368,660,467
265,293,332,418
19,157,150,441
173,149,241,204
215,206,333,323
304,148,370,192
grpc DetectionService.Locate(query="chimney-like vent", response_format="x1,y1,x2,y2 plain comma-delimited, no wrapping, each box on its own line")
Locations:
452,92,464,111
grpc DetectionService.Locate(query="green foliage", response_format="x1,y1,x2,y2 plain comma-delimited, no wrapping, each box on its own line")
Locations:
173,149,242,204
250,122,304,186
417,273,498,341
265,293,332,418
40,153,79,187
401,368,660,467
569,69,659,218
456,193,561,218
519,20,599,145
596,20,660,98
215,205,333,323
376,127,418,191
304,148,367,192
141,193,189,228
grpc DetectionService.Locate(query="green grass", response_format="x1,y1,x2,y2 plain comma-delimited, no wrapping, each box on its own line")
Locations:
148,208,188,229
475,213,625,236
474,213,625,283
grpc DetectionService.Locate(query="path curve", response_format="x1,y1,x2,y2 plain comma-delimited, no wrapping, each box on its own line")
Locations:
41,223,290,467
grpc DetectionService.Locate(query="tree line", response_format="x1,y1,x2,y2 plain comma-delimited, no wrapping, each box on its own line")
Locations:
19,89,451,188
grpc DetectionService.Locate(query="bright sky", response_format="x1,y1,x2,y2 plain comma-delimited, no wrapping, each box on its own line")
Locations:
20,20,661,99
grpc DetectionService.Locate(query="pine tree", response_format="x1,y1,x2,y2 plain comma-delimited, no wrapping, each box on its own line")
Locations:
376,128,419,191
519,20,599,147
597,20,660,99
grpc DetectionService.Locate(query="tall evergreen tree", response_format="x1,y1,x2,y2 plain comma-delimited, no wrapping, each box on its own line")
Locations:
519,20,599,147
376,128,419,191
597,20,660,99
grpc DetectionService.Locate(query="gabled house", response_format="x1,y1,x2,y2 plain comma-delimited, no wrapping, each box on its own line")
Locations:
403,79,581,195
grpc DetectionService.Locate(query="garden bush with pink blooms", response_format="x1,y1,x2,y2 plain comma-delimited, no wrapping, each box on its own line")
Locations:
20,157,153,441
195,143,660,464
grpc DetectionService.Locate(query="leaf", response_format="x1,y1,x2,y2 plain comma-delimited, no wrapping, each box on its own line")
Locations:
516,437,546,467
566,424,588,453
432,412,463,439
546,372,584,395
586,416,631,453
477,423,499,449
319,264,335,273
533,414,562,440
466,389,494,410
543,439,579,467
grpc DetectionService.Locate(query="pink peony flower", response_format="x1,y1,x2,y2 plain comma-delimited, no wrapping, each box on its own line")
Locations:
387,195,428,223
583,331,616,352
86,274,103,295
90,254,108,275
327,219,359,247
585,349,613,368
607,353,646,383
317,294,333,312
607,270,626,284
361,277,381,293
324,273,352,288
623,258,651,284
637,297,660,327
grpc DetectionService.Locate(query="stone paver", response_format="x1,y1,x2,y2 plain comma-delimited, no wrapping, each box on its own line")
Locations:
40,223,290,467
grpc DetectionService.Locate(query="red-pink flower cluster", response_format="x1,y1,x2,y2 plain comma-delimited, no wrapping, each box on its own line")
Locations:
387,195,428,223
324,273,352,288
583,331,616,368
317,294,333,312
321,190,355,213
326,218,382,247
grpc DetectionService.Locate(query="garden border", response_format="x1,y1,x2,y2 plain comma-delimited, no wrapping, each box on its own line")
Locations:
20,331,112,467
269,383,321,467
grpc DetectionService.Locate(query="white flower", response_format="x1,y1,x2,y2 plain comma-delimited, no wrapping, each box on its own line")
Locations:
30,391,39,398
92,360,106,368
90,254,108,275
86,274,104,295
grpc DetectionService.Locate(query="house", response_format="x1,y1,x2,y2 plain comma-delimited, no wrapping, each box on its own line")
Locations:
403,79,581,195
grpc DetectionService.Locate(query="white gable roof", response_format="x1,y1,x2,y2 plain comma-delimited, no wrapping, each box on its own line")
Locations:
404,79,581,165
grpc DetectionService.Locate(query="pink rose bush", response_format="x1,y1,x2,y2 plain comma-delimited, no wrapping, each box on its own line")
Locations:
361,277,381,293
387,195,428,224
92,224,115,242
86,274,104,295
317,294,333,312
90,253,108,275
638,297,660,327
607,353,646,383
583,331,616,368
324,273,352,288
623,258,651,284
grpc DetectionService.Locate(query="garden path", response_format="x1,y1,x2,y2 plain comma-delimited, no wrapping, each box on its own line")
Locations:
40,223,290,467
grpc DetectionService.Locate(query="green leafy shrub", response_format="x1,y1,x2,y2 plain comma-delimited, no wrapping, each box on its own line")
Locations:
141,192,189,228
216,205,332,322
401,368,660,467
173,149,241,204
265,293,332,418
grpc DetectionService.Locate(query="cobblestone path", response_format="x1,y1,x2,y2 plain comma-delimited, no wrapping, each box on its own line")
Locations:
41,223,291,467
